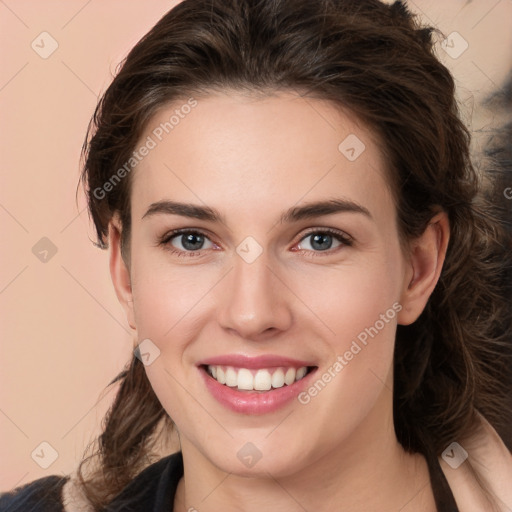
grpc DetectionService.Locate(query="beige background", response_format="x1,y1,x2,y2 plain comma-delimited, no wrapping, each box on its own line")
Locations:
1,0,511,492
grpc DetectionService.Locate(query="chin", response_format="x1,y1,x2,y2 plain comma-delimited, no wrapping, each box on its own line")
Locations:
203,439,312,479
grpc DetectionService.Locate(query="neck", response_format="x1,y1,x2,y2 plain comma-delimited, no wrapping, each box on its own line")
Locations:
174,386,436,512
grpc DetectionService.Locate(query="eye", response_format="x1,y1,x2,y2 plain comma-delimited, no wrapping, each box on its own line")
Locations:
159,227,353,258
159,229,216,257
294,228,353,256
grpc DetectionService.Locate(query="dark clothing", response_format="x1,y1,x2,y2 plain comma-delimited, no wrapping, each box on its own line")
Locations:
0,450,459,511
0,452,183,512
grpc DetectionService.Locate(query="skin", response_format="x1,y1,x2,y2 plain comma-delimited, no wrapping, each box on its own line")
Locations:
109,90,450,512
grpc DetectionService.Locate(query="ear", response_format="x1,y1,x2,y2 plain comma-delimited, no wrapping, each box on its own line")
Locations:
397,211,450,325
109,215,137,331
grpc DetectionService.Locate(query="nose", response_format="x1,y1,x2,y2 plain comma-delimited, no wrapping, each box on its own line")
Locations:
216,249,293,341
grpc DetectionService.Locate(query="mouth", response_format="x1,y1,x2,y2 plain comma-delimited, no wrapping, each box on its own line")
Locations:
197,357,319,414
201,364,316,393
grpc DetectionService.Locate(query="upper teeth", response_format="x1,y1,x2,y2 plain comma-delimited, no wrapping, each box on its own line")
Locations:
207,365,308,391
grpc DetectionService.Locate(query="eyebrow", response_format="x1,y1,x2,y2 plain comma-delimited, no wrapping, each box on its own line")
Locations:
142,198,372,224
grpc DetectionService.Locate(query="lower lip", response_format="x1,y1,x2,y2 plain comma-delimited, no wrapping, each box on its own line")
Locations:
199,366,317,414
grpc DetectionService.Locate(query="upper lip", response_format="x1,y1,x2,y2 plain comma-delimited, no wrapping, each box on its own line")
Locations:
197,354,316,369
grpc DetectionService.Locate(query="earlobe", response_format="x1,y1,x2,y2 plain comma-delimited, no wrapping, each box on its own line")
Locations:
108,216,137,331
397,212,450,325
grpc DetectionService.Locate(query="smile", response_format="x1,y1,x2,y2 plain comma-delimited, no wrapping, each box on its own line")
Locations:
197,354,318,414
205,365,310,392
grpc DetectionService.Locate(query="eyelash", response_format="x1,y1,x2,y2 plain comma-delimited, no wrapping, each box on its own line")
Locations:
158,227,353,258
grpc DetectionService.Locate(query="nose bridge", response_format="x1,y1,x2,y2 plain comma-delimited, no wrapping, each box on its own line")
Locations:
217,243,292,339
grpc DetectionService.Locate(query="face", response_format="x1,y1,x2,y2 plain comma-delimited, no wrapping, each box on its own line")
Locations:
110,90,434,478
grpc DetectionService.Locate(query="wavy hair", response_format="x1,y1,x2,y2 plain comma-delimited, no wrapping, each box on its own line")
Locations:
76,0,512,509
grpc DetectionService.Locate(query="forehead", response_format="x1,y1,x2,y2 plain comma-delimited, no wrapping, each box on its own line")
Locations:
130,91,393,223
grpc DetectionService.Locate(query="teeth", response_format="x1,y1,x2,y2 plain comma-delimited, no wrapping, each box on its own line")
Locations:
225,367,238,387
285,368,295,385
295,367,307,381
237,368,254,390
271,369,285,388
254,369,272,391
206,365,310,391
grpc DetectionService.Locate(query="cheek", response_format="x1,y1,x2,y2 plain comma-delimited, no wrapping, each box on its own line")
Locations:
293,249,403,343
307,271,399,391
130,261,211,427
129,246,214,343
289,268,401,456
292,246,403,400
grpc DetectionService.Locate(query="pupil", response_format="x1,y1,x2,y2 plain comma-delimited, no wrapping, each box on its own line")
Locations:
312,233,332,251
183,233,203,250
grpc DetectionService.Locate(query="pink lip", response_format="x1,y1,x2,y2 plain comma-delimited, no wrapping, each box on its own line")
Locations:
198,364,318,415
197,354,314,369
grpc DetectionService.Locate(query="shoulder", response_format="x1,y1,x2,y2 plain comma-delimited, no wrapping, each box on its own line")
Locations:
62,451,184,512
439,411,512,512
103,451,183,511
0,474,69,512
0,452,183,512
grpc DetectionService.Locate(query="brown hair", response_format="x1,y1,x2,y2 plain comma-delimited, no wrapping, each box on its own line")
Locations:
77,0,512,509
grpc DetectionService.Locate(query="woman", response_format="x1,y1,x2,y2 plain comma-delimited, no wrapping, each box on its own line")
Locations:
1,0,511,510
